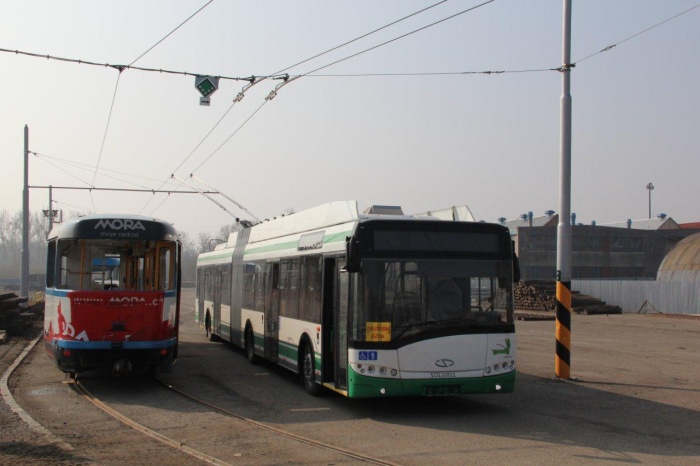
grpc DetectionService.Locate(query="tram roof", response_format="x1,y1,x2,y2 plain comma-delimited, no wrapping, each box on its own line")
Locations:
48,213,178,241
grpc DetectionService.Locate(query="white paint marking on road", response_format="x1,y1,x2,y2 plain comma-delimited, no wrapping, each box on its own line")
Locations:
290,407,331,412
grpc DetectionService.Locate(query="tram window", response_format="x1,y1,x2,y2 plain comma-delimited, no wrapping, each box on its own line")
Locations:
158,245,174,291
46,240,57,287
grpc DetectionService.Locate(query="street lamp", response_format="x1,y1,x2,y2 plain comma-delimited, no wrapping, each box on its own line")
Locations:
646,182,654,219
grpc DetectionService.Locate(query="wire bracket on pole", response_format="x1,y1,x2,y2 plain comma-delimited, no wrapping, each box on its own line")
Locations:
556,63,576,72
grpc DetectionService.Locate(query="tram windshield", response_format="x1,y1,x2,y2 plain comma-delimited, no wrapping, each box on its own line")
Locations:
352,259,513,342
51,239,176,292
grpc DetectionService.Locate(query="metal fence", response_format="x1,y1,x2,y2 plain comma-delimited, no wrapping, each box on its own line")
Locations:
572,280,700,315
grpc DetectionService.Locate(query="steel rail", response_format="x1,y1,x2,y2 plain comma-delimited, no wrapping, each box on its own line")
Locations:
71,379,231,465
155,378,401,466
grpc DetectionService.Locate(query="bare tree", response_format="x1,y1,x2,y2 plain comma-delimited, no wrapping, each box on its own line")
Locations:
196,232,213,254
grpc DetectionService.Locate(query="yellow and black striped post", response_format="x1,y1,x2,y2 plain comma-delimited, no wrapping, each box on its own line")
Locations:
555,279,571,379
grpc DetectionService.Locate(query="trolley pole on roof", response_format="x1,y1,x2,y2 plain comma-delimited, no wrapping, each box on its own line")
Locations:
555,0,573,380
20,125,30,297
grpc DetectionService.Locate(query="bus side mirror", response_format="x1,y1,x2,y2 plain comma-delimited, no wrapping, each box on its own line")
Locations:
512,252,521,283
345,236,360,273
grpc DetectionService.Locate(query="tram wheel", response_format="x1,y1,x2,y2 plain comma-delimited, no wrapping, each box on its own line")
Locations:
245,326,260,364
301,342,322,396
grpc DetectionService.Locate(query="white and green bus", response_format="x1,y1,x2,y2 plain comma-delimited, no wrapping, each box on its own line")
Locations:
195,201,519,398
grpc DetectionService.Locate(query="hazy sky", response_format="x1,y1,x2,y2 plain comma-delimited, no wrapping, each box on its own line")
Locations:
1,1,698,238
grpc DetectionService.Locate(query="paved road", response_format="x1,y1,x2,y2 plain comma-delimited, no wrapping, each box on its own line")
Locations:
3,289,700,465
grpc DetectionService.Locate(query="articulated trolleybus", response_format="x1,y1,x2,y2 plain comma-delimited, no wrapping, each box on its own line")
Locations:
45,214,181,377
196,201,518,398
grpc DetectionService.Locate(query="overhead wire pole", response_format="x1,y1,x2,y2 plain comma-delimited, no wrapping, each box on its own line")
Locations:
21,125,29,297
556,0,573,380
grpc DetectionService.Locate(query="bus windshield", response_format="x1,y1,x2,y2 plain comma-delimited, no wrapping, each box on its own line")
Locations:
352,258,513,342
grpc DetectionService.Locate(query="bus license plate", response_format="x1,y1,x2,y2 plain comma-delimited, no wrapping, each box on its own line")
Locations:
425,385,461,396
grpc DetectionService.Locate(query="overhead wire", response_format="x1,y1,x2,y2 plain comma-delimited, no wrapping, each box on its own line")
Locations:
0,46,260,82
86,0,216,212
32,152,176,191
297,0,495,78
128,0,215,67
573,3,700,65
183,0,496,180
31,151,182,186
271,0,450,75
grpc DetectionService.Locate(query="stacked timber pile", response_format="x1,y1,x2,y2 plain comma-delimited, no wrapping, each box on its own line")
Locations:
571,294,621,315
0,292,44,340
514,281,622,315
514,281,557,311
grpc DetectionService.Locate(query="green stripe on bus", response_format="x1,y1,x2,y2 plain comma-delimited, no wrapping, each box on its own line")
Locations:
245,240,299,256
197,251,233,264
244,229,353,257
324,230,352,244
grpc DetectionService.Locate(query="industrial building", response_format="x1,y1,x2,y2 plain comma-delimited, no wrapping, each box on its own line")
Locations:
502,212,700,281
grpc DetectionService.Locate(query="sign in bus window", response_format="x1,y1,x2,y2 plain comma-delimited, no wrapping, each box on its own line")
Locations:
366,321,391,342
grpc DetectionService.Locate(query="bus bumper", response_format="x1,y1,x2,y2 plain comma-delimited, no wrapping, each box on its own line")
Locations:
347,367,516,398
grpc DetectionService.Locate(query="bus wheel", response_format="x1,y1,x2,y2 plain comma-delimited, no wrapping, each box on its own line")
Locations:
245,326,260,364
301,343,322,396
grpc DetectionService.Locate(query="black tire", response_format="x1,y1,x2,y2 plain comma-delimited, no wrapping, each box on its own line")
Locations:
245,326,260,364
301,342,322,396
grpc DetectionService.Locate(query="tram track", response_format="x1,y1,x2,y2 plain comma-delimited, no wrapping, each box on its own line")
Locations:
70,378,231,465
154,378,401,466
69,373,399,466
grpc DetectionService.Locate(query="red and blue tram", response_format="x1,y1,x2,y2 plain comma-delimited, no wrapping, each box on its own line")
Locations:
44,214,181,376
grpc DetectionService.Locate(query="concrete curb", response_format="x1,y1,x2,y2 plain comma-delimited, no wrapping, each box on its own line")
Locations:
0,333,74,451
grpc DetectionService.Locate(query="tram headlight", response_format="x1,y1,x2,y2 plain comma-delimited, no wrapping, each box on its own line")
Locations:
368,365,375,374
485,366,492,375
390,369,398,377
509,361,515,370
502,362,508,370
379,367,387,375
494,364,500,372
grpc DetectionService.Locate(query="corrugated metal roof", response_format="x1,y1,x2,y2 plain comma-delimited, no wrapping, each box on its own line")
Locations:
600,217,679,231
657,232,700,281
502,214,558,235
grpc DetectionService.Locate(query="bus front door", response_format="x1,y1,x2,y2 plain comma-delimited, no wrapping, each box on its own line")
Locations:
322,258,348,390
336,259,348,389
264,262,280,362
